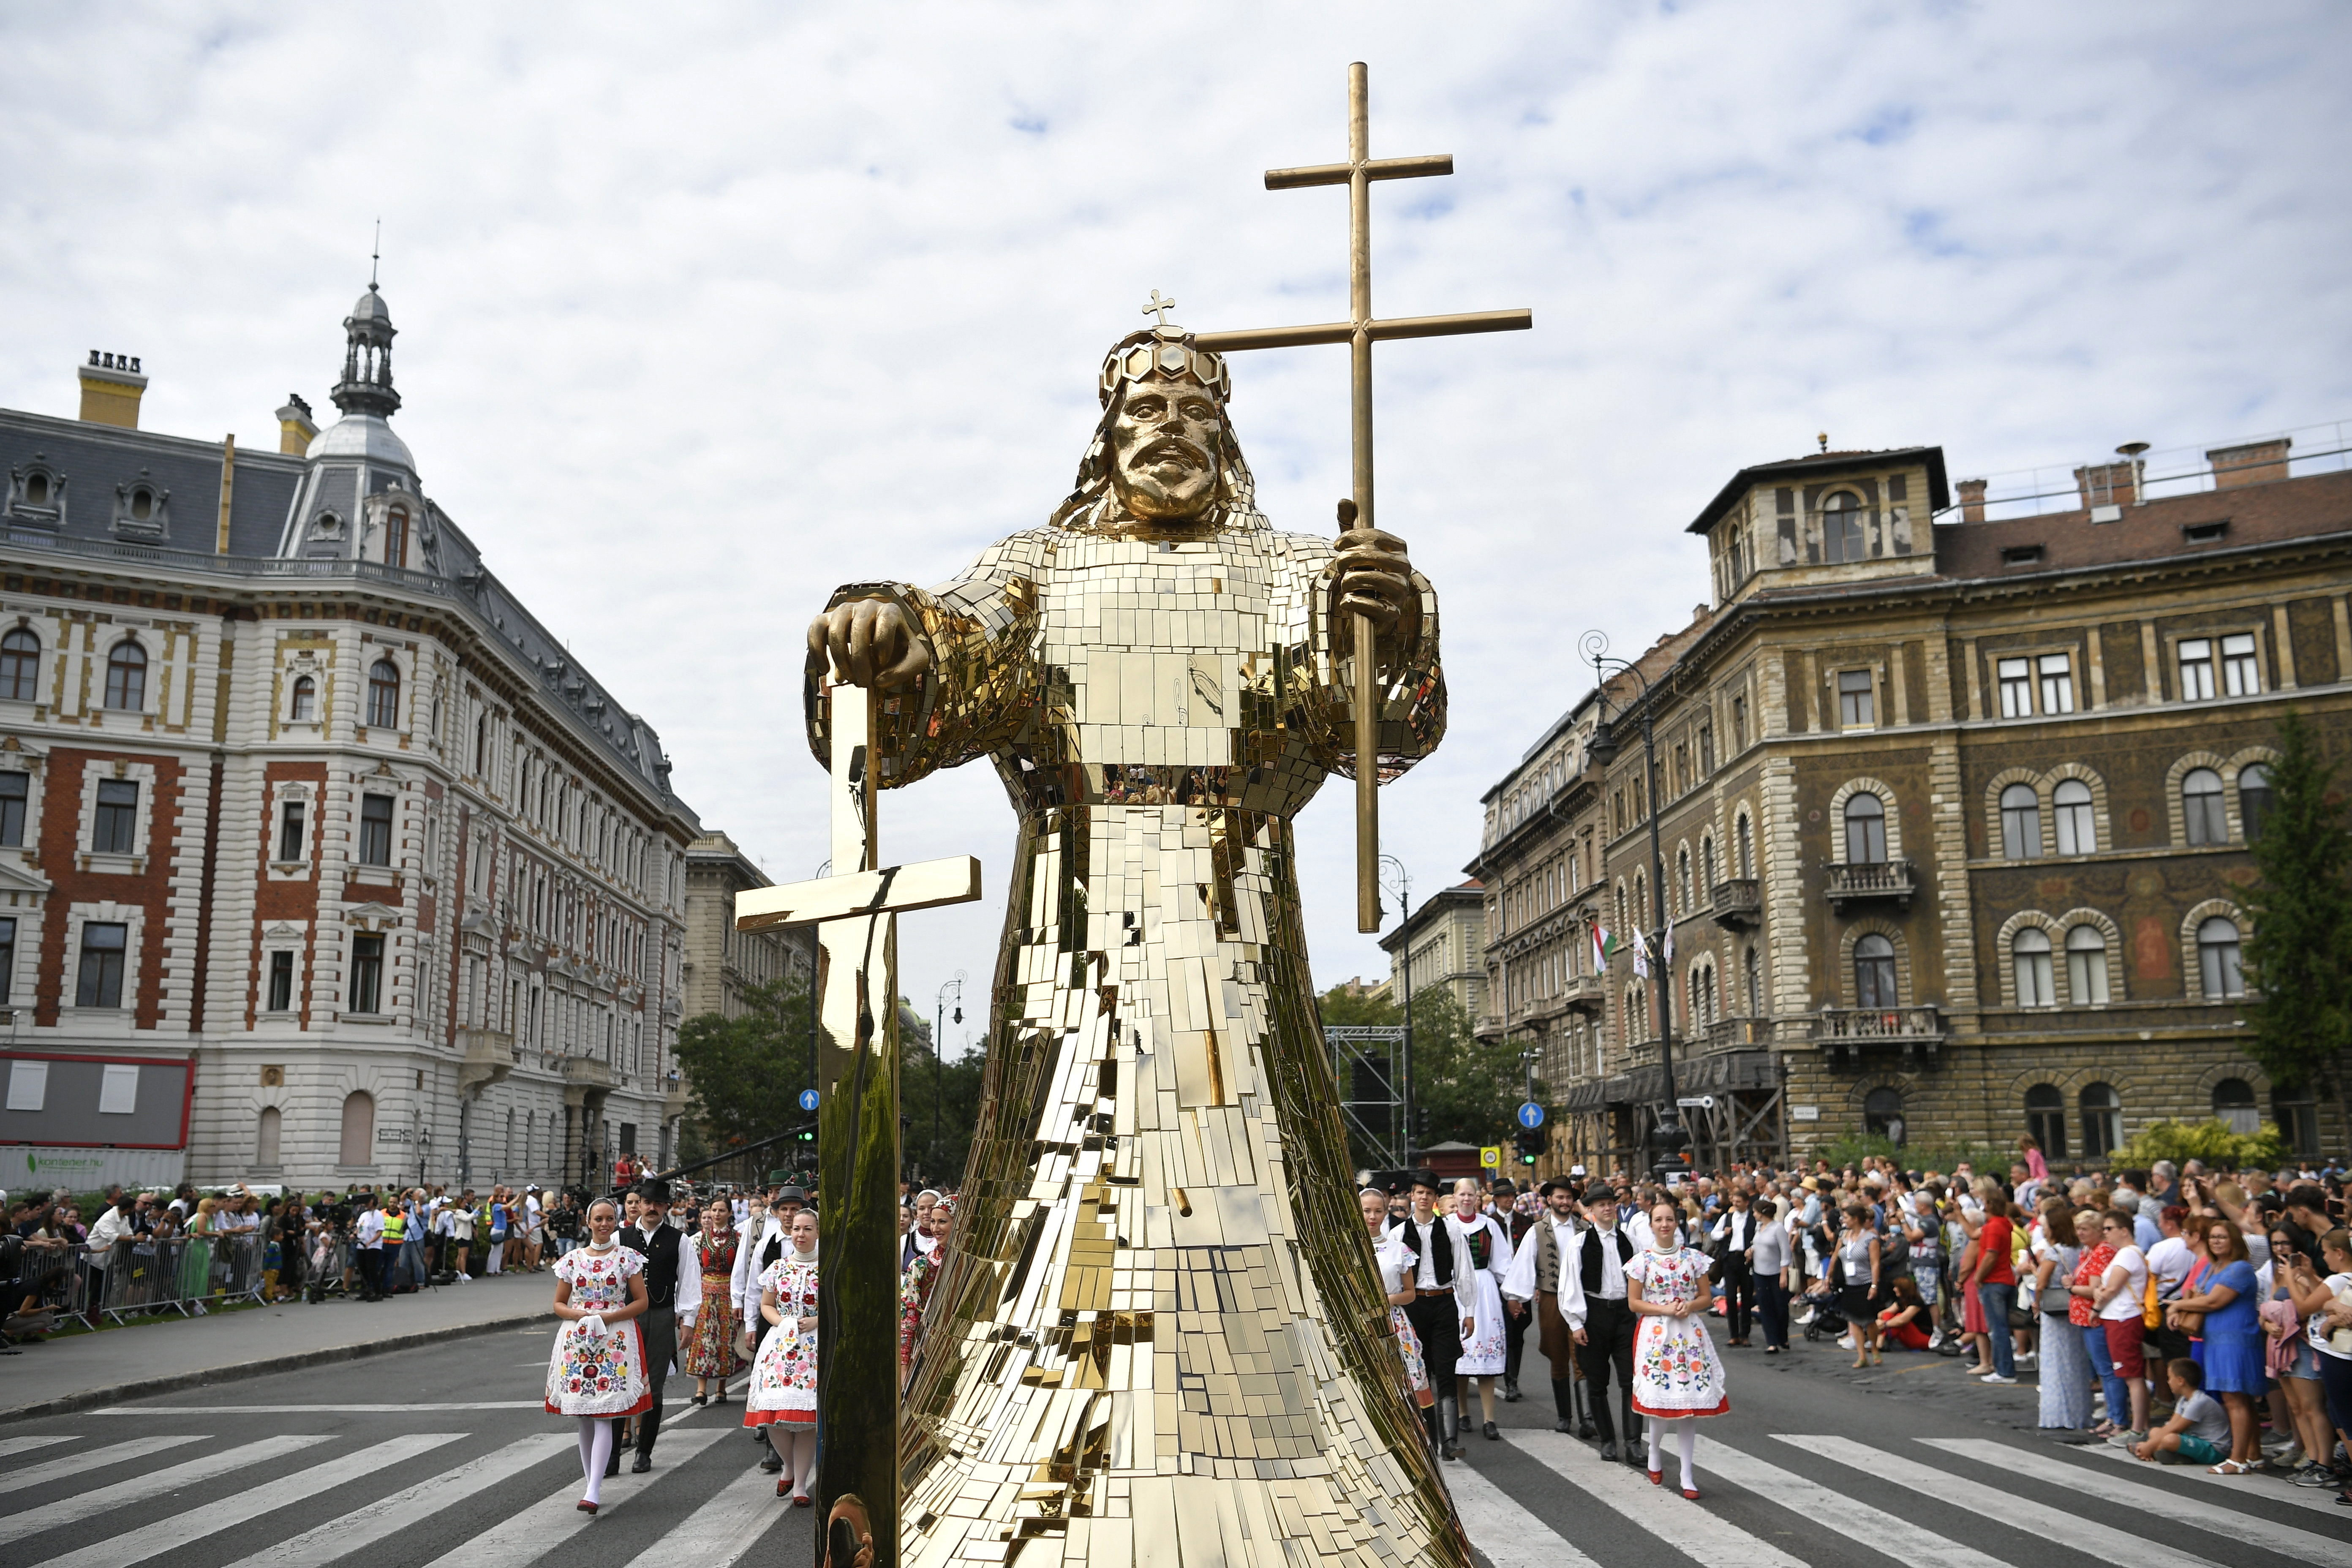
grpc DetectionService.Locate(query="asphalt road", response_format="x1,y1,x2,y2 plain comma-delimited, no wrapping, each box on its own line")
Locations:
3,1318,2348,1568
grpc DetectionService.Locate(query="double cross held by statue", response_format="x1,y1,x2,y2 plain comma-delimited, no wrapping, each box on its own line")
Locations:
737,62,1527,1568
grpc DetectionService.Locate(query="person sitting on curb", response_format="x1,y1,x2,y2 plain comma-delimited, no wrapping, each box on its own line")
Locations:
2129,1359,2232,1467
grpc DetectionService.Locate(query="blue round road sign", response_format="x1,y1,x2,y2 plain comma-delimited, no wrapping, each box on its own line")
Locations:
1516,1101,1546,1129
798,1089,821,1112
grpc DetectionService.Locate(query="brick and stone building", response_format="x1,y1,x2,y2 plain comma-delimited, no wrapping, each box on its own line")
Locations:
1469,435,2351,1176
1377,880,1487,1019
681,831,812,1022
0,283,705,1193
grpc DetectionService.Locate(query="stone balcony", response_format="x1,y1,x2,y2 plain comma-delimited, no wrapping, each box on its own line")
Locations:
1807,1004,1946,1062
457,1029,515,1095
1708,878,1761,929
1822,858,1916,914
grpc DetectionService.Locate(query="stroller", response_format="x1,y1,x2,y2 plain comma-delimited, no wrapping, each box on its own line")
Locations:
1801,1269,1849,1342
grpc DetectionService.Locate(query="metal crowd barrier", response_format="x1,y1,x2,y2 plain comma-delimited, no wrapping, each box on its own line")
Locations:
12,1235,274,1325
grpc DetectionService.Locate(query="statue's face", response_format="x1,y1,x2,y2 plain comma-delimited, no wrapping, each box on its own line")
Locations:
1107,377,1225,523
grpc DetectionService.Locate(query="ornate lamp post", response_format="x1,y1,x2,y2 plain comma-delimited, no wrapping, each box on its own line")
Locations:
934,971,966,1180
1579,631,1691,1181
1380,853,1414,1167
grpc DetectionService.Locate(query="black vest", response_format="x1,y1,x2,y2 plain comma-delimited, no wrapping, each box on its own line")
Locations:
625,1222,682,1309
1390,1215,1456,1286
1579,1225,1635,1294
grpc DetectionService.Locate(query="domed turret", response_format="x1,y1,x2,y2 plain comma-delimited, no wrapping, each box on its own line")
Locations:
331,283,400,419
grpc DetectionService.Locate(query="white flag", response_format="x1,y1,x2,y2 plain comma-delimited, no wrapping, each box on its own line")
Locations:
1663,922,1675,964
1630,926,1652,979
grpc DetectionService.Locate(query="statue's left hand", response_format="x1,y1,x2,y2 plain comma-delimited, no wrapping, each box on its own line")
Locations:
808,600,932,689
1333,525,1421,652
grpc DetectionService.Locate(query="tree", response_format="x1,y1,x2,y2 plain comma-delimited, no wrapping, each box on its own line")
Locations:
2240,708,2352,1153
673,977,814,1152
1316,981,1538,1168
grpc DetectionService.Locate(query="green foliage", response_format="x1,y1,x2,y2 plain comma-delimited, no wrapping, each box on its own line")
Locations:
673,977,816,1150
2112,1118,2286,1172
2241,709,2352,1130
1805,1130,2013,1178
1317,981,1538,1165
901,1027,987,1190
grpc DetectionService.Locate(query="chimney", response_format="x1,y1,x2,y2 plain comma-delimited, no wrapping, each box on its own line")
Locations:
1957,478,1988,523
276,394,319,455
2073,460,2137,519
77,351,147,429
2208,436,2291,490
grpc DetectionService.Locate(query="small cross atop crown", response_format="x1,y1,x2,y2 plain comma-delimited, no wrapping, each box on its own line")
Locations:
1142,290,1179,330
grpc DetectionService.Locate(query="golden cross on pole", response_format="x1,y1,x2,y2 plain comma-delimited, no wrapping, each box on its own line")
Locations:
1195,61,1531,933
1142,289,1178,329
733,676,980,1567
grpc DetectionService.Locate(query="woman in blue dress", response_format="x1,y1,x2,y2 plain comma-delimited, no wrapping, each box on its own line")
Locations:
2167,1217,2262,1473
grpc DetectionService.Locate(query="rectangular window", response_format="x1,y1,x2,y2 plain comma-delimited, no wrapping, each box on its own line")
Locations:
278,800,307,862
359,793,394,867
0,771,27,846
75,921,128,1007
1997,657,2033,717
2220,632,2259,696
1698,722,1714,775
93,778,139,854
5,1059,45,1113
2178,638,2216,700
1731,695,1748,751
1837,669,1875,727
349,933,385,1013
2036,653,2074,714
0,915,14,1005
98,1062,139,1114
267,950,294,1012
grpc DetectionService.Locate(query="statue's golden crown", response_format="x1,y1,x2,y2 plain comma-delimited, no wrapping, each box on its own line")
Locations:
1097,324,1231,408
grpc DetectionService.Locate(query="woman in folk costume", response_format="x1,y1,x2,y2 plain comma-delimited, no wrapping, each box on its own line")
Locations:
900,1199,955,1384
546,1197,652,1514
683,1198,744,1405
745,1206,821,1503
1449,1178,1514,1442
1627,1198,1731,1499
1361,1188,1435,1422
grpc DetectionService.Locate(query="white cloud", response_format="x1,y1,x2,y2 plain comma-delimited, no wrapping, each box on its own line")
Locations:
1,2,2345,1035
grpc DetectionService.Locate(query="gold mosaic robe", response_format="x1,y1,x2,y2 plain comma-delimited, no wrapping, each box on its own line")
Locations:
816,514,1465,1568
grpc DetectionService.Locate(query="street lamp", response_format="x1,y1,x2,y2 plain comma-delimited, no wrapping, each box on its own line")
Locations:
807,858,830,1108
1380,853,1414,1169
1580,630,1691,1182
934,971,966,1181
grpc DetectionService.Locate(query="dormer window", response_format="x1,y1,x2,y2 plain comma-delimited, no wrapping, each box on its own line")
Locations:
6,461,65,524
2183,520,2229,544
2001,544,2044,566
112,472,169,539
1821,491,1867,564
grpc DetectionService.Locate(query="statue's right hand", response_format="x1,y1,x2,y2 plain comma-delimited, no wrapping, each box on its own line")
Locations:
808,600,931,689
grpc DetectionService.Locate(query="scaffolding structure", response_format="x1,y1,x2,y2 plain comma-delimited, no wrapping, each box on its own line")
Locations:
1325,1024,1408,1169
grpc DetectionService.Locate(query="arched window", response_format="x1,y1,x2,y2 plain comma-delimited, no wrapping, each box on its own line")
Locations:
2198,915,2244,998
2079,1082,2122,1160
1854,934,1897,1009
1634,872,1648,928
103,639,146,711
2024,1083,2066,1160
473,710,489,774
1677,847,1692,916
1699,964,1718,1026
2052,779,2095,856
2064,924,2110,1004
1735,815,1753,878
2000,783,2041,859
2210,1077,2257,1135
256,1105,281,1167
384,506,409,569
1864,1087,1906,1145
289,674,316,722
1743,946,1760,1015
2182,767,2227,846
366,659,400,729
2238,764,2275,843
1701,836,1717,891
1843,793,1886,864
0,628,39,702
2012,927,2054,1007
338,1090,375,1167
1822,490,1867,564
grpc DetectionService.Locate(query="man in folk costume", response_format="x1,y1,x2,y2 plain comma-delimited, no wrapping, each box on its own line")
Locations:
1389,1171,1482,1459
1504,1177,1592,1436
1559,1182,1642,1462
615,1179,701,1474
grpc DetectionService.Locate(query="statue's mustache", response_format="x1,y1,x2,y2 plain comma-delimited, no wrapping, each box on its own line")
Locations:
1128,434,1208,470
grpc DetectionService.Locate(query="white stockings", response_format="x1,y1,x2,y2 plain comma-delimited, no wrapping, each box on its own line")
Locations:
578,1417,614,1504
1645,1416,1697,1491
786,1429,818,1500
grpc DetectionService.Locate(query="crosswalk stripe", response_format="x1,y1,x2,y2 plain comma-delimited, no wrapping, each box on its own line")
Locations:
1781,1434,2226,1568
0,1438,76,1461
1441,1459,1606,1568
1927,1436,2352,1556
432,1425,731,1568
35,1433,463,1568
1695,1439,2011,1568
1499,1429,1807,1568
0,1434,325,1546
0,1437,207,1497
218,1434,577,1568
2074,1436,2352,1518
615,1461,795,1568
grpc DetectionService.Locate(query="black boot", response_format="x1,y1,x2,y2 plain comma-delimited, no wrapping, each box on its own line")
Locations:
1438,1395,1464,1461
1552,1378,1577,1434
1502,1377,1522,1403
1591,1386,1617,1460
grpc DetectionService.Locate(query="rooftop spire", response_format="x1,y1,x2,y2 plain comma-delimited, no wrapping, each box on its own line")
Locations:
331,246,400,420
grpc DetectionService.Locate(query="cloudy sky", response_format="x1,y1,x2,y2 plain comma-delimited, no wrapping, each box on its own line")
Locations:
4,3,2347,1051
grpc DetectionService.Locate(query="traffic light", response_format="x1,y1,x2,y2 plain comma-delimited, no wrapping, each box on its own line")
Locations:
1413,1106,1432,1143
1514,1125,1547,1166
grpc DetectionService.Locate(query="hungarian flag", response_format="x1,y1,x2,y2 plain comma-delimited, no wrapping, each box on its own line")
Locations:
1591,920,1614,971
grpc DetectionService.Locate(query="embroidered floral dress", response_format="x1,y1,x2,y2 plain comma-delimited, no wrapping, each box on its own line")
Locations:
1372,1231,1435,1409
544,1244,652,1418
683,1229,744,1379
744,1255,820,1429
1453,1215,1510,1378
1625,1245,1729,1418
901,1247,943,1374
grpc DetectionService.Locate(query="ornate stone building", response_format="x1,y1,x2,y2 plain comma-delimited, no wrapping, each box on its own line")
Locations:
1377,879,1487,1018
681,831,811,1022
0,283,705,1193
1470,436,2351,1175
